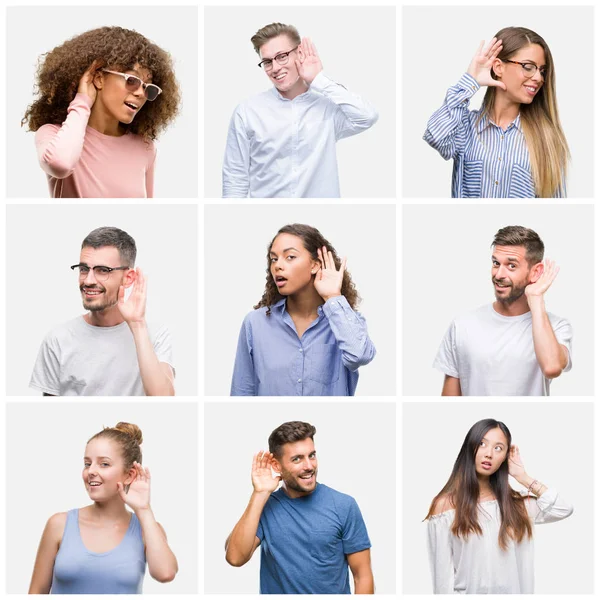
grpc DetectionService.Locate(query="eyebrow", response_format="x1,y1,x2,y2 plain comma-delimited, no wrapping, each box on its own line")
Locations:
83,456,113,460
492,254,520,262
270,247,299,256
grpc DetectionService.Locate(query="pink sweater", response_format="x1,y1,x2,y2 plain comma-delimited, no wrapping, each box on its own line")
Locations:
35,94,156,198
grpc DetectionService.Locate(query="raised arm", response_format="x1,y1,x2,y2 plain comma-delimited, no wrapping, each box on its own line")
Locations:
118,268,175,396
28,513,66,594
525,260,570,379
225,451,280,567
315,248,375,369
296,37,378,140
508,445,573,522
118,462,178,583
424,38,505,159
35,61,100,178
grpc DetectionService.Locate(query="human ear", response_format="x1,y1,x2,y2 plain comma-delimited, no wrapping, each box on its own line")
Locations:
270,456,282,475
491,58,504,79
529,262,544,284
92,70,104,91
123,268,136,290
123,466,136,486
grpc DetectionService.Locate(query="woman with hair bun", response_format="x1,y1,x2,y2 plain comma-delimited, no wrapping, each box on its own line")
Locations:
22,27,180,198
231,223,376,396
425,418,573,594
424,27,569,198
28,422,177,593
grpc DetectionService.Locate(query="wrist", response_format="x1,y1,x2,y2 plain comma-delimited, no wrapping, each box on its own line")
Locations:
134,505,153,517
128,319,148,332
515,473,533,488
527,294,545,311
321,293,342,303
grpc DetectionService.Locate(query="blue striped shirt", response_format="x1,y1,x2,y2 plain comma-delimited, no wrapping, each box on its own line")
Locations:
424,73,565,198
231,295,375,396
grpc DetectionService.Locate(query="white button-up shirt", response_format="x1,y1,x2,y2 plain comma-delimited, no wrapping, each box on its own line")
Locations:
222,72,378,198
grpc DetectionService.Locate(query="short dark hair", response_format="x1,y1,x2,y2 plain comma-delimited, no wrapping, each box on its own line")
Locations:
81,227,137,267
491,225,544,265
268,421,316,458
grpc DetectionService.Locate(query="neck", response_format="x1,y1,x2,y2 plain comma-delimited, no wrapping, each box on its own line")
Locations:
285,284,323,318
491,93,520,130
87,498,130,521
278,77,309,101
493,296,530,317
88,102,126,137
477,475,493,497
84,305,125,327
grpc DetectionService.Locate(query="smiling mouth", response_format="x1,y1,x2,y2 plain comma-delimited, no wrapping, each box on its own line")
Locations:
124,101,139,111
82,287,104,297
88,481,102,487
273,73,286,82
298,472,314,481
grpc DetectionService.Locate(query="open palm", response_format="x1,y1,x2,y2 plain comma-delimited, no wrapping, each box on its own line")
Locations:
118,267,146,325
313,246,346,301
118,462,151,512
295,37,323,85
251,451,280,493
467,38,506,89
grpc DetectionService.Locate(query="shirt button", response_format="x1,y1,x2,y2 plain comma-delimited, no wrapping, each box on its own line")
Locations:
501,135,504,139
495,181,499,185
299,348,303,352
498,157,501,161
297,379,302,383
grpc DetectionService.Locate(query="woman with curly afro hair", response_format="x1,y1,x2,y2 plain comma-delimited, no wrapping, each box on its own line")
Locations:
22,26,180,198
231,223,376,396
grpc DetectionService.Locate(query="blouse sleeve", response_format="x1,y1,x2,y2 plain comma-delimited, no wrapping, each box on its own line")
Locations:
525,488,574,524
426,515,455,594
423,73,480,160
321,295,376,370
35,93,93,179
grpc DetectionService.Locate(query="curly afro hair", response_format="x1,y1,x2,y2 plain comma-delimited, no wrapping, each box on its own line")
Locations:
254,223,361,316
22,26,180,141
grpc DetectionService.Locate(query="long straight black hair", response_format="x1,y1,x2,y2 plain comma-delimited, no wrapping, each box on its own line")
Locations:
426,419,532,550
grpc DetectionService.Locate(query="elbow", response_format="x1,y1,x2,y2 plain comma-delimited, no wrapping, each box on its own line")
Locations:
225,551,248,568
344,342,376,370
38,154,75,179
151,567,178,583
542,364,563,379
365,106,379,129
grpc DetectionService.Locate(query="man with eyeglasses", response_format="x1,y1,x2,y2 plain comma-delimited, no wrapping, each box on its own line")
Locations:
30,227,175,396
222,22,378,198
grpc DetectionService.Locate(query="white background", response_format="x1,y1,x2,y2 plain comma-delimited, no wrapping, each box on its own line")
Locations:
402,5,594,198
6,5,199,198
6,401,198,594
204,401,396,594
402,401,594,594
204,203,396,396
203,6,396,198
402,203,595,396
5,204,198,396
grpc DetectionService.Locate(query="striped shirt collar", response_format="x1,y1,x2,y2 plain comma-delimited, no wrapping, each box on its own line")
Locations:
476,111,523,134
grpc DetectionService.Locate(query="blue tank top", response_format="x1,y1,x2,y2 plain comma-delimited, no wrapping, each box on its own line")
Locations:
51,508,146,594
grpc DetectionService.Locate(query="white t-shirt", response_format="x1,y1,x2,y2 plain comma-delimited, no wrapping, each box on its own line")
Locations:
30,316,174,396
433,304,572,396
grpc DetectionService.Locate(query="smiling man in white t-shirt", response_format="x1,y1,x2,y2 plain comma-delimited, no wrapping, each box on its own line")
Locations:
434,225,572,396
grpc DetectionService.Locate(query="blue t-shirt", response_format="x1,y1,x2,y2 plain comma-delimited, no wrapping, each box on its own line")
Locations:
256,483,371,594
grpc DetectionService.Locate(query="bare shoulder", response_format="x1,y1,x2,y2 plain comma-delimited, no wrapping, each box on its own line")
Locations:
430,494,454,516
45,512,68,541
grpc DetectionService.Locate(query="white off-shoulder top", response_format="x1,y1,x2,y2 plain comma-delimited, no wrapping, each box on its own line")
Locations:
427,488,573,594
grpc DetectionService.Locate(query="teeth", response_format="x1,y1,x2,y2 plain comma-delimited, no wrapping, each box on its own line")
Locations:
275,74,285,80
89,482,101,486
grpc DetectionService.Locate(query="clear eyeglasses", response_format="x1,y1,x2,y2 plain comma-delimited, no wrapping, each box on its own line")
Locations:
258,47,299,71
71,264,130,282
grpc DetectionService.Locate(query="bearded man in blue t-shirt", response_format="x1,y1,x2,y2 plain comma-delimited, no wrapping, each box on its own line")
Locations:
225,421,374,594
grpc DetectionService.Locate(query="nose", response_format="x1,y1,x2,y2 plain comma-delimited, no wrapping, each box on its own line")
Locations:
530,69,543,83
302,458,312,471
495,265,509,280
83,269,98,284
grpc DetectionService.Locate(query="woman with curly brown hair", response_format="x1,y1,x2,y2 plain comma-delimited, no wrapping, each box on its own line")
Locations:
22,26,180,198
231,224,376,396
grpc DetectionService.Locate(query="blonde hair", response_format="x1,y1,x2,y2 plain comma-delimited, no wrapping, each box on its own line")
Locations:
250,22,301,55
88,422,143,469
482,27,569,197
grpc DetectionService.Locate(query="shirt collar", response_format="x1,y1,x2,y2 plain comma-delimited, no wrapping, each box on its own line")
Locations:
270,85,312,103
271,297,324,316
476,111,522,134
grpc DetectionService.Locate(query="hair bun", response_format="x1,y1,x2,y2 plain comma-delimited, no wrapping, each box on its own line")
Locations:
113,422,143,445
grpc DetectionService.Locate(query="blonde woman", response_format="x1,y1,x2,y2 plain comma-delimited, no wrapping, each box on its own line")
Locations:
28,423,177,593
424,27,569,198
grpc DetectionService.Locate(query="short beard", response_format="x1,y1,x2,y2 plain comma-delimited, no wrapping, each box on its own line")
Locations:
493,281,527,305
81,287,118,312
282,468,318,494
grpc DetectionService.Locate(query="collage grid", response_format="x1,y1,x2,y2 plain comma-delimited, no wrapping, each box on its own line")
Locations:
0,0,598,597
